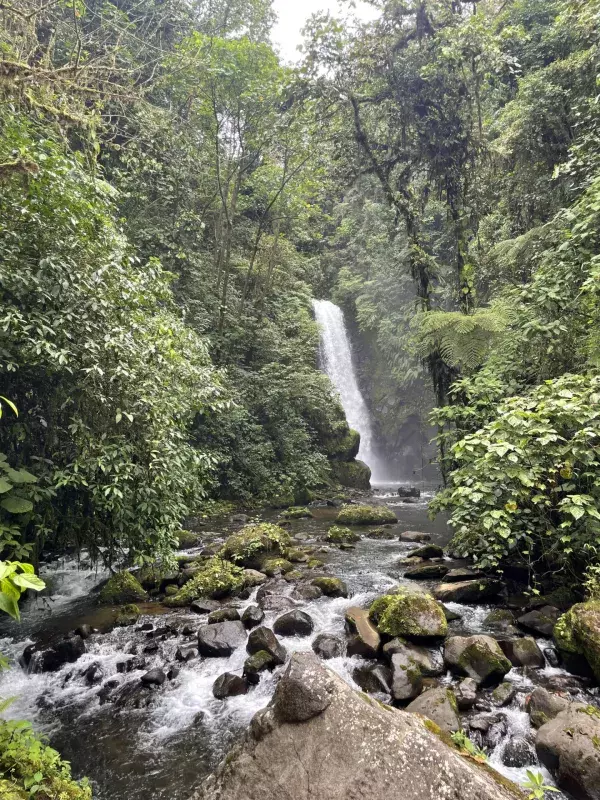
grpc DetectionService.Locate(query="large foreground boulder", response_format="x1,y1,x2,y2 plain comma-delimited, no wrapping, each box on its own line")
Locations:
191,653,522,800
536,703,600,800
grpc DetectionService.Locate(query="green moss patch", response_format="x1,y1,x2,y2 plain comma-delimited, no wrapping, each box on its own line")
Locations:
98,571,148,605
219,523,291,569
369,589,447,638
336,504,397,525
163,557,244,607
326,525,361,544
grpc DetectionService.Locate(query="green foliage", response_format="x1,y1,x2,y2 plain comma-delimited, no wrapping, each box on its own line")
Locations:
451,730,488,763
522,769,560,799
433,374,600,572
98,571,147,606
0,719,91,799
584,565,600,600
0,562,45,621
325,525,360,544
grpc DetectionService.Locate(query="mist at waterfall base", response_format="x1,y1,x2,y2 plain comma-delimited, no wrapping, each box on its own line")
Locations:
313,298,407,486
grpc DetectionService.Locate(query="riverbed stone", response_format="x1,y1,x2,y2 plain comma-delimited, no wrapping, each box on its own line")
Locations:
244,650,278,684
345,606,381,658
433,579,504,604
291,584,323,602
404,563,449,580
213,672,248,699
336,504,397,525
258,594,298,613
242,569,267,587
527,687,571,728
312,633,345,660
502,737,536,769
246,626,287,665
241,604,264,629
115,603,141,627
191,655,522,800
410,544,444,559
445,568,483,583
406,687,460,733
382,639,444,677
498,636,544,668
28,635,86,673
190,598,221,615
197,621,247,657
517,605,561,637
491,682,517,707
208,607,241,624
369,588,447,639
399,531,431,543
456,677,478,710
444,635,512,685
390,651,423,701
273,610,314,638
98,571,148,605
536,703,600,800
554,601,600,682
219,523,291,569
311,576,348,597
353,664,392,696
141,668,166,687
366,527,396,540
326,525,361,544
483,609,517,633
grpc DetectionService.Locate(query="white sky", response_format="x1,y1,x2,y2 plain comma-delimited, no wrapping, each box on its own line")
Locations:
271,0,378,62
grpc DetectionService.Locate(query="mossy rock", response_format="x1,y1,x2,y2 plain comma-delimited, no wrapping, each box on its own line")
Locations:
115,603,141,627
263,558,294,577
307,558,324,569
136,563,178,591
369,588,447,639
324,428,361,461
282,506,313,520
164,584,179,597
326,525,361,544
283,569,303,582
287,548,309,563
330,460,371,490
219,523,291,569
336,504,396,526
311,576,348,597
554,600,600,680
163,557,245,607
366,527,396,540
99,571,147,605
175,529,201,550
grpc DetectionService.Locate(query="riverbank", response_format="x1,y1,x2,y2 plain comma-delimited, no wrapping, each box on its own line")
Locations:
0,490,597,799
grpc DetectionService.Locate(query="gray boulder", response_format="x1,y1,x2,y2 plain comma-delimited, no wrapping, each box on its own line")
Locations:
353,664,392,696
445,568,483,583
241,604,264,629
191,654,521,800
197,621,247,657
399,531,431,542
517,605,560,637
246,626,287,665
345,606,381,659
406,687,461,733
404,564,449,580
208,607,241,624
212,672,248,699
456,677,478,710
444,635,512,685
527,687,570,728
502,737,536,768
390,651,423,702
536,703,600,799
273,610,314,638
382,639,444,677
312,633,344,660
498,636,544,668
434,580,504,604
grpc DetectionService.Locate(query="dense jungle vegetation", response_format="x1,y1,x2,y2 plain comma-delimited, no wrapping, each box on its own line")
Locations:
1,0,599,588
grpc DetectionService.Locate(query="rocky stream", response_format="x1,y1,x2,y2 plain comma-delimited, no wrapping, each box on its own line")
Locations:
0,488,598,800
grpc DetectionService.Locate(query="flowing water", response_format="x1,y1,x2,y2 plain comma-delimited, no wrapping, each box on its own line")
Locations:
0,497,596,799
312,299,388,481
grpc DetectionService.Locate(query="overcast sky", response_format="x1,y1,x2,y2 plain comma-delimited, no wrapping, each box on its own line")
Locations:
271,1,378,62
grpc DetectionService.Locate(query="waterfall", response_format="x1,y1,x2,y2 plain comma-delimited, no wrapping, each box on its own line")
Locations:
313,299,384,482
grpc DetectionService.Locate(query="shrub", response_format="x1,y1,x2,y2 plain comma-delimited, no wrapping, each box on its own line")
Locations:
163,557,244,606
433,373,600,573
0,720,91,799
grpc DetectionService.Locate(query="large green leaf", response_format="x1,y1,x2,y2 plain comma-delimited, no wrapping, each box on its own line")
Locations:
0,478,12,494
1,496,34,514
12,573,45,592
0,591,19,620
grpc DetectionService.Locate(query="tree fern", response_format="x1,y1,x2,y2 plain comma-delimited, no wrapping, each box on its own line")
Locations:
412,304,514,372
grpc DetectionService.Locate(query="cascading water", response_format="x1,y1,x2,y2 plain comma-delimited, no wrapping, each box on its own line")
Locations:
312,299,385,482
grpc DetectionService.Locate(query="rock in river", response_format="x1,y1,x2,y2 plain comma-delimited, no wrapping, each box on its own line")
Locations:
26,635,86,673
444,635,512,685
406,687,460,733
369,588,447,639
197,621,247,658
345,606,381,659
191,653,521,800
273,610,314,638
241,604,264,629
246,626,287,665
498,636,544,668
434,579,504,604
537,703,600,800
213,672,248,699
312,633,344,660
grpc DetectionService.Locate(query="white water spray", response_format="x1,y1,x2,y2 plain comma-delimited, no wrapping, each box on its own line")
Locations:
313,299,385,481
